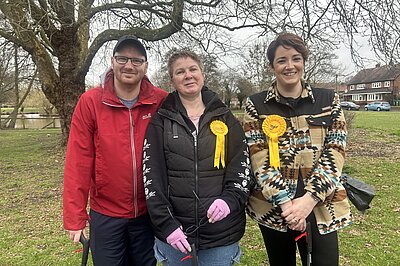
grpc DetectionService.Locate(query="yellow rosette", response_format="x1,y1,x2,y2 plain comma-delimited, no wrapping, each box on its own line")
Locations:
262,115,286,169
210,120,228,169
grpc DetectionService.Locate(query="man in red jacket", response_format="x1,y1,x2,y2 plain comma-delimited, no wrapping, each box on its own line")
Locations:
63,36,167,266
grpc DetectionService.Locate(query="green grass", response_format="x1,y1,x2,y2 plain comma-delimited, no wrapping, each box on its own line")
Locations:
1,107,42,114
0,129,85,266
0,110,399,265
352,110,400,137
338,159,400,266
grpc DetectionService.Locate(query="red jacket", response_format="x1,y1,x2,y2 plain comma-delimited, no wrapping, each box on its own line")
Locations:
63,71,167,230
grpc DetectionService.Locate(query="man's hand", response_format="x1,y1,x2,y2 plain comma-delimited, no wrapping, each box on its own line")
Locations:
68,229,86,245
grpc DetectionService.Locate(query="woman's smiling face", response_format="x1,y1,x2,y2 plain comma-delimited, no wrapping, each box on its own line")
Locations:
271,45,304,90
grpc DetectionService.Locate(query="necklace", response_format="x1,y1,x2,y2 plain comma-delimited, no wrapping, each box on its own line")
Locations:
187,106,205,119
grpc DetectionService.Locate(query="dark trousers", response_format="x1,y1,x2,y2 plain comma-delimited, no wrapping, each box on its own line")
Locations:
89,209,156,266
259,212,339,266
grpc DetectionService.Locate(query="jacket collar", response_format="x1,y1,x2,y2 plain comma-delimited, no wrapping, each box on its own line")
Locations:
160,86,226,115
158,87,228,133
264,80,315,104
101,69,159,106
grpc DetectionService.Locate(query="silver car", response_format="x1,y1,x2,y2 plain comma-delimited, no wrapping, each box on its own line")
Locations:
364,101,391,111
340,101,360,111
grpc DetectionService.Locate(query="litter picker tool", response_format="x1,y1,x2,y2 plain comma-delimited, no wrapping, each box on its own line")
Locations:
79,233,90,266
295,222,312,266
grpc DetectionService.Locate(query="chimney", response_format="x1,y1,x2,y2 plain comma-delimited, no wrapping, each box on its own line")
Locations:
375,63,381,68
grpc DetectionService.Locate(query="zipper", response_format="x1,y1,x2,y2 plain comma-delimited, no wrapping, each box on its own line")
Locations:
129,109,138,217
102,101,138,216
192,130,199,248
158,105,230,248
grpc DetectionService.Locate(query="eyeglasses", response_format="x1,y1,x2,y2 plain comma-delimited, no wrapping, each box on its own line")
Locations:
113,56,146,66
167,191,209,236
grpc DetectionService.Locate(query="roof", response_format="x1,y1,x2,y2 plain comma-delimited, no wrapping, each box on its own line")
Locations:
347,64,400,85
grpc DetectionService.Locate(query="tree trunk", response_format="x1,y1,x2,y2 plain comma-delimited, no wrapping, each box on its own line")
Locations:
6,44,20,128
41,27,86,145
48,77,85,146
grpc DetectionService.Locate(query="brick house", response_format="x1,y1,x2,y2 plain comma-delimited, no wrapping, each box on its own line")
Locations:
343,64,400,105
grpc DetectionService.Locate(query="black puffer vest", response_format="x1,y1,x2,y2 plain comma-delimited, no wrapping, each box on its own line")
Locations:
153,88,247,249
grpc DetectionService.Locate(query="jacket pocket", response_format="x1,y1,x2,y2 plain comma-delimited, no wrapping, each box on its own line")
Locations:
306,115,332,147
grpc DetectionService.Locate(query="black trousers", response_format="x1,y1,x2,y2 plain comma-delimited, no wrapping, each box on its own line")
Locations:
259,212,339,266
89,209,156,266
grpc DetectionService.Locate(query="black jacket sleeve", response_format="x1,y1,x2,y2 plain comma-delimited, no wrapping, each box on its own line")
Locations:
143,114,179,240
219,112,252,213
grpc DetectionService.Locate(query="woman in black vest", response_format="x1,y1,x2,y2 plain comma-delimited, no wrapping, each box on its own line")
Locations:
143,50,252,265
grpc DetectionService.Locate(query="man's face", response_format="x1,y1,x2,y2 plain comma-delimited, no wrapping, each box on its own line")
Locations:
111,46,148,89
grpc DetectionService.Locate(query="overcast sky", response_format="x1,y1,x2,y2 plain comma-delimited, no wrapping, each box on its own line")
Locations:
85,33,379,87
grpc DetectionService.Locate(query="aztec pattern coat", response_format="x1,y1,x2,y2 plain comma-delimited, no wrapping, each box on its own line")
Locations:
244,81,352,234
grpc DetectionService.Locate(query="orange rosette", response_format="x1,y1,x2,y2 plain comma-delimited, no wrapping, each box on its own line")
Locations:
262,115,286,169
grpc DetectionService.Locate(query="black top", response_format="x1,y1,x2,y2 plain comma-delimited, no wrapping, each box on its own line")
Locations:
143,87,252,249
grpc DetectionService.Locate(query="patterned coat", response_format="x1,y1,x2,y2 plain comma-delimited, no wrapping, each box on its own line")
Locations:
244,82,352,234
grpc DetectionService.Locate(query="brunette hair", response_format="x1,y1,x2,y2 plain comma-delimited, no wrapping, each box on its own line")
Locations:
167,50,204,78
267,32,309,66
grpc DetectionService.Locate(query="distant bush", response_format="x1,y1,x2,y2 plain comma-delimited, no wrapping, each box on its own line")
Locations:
344,110,356,129
24,89,56,115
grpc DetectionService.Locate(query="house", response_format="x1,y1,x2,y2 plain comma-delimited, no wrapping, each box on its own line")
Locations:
344,64,400,105
311,82,347,99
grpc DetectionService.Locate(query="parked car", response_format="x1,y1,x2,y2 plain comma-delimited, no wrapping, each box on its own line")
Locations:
340,101,360,111
364,101,391,111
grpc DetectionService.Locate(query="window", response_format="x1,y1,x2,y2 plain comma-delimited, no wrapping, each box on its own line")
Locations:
349,85,355,90
372,82,381,88
356,84,365,89
384,81,391,87
367,94,383,100
352,95,364,101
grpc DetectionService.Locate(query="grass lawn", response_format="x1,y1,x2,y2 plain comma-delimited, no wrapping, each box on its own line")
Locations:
0,107,43,114
352,110,400,137
0,111,399,265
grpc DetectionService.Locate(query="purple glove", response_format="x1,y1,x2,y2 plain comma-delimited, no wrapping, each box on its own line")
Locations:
207,199,230,223
166,227,191,254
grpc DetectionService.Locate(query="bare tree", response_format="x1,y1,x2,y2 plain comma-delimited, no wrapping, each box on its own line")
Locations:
0,0,231,143
2,68,38,129
0,0,398,142
220,70,238,108
240,41,273,92
236,77,255,109
235,0,399,67
0,41,14,105
0,40,37,128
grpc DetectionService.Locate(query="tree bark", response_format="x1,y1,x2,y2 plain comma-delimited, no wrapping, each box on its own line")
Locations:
5,44,20,128
52,78,85,145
